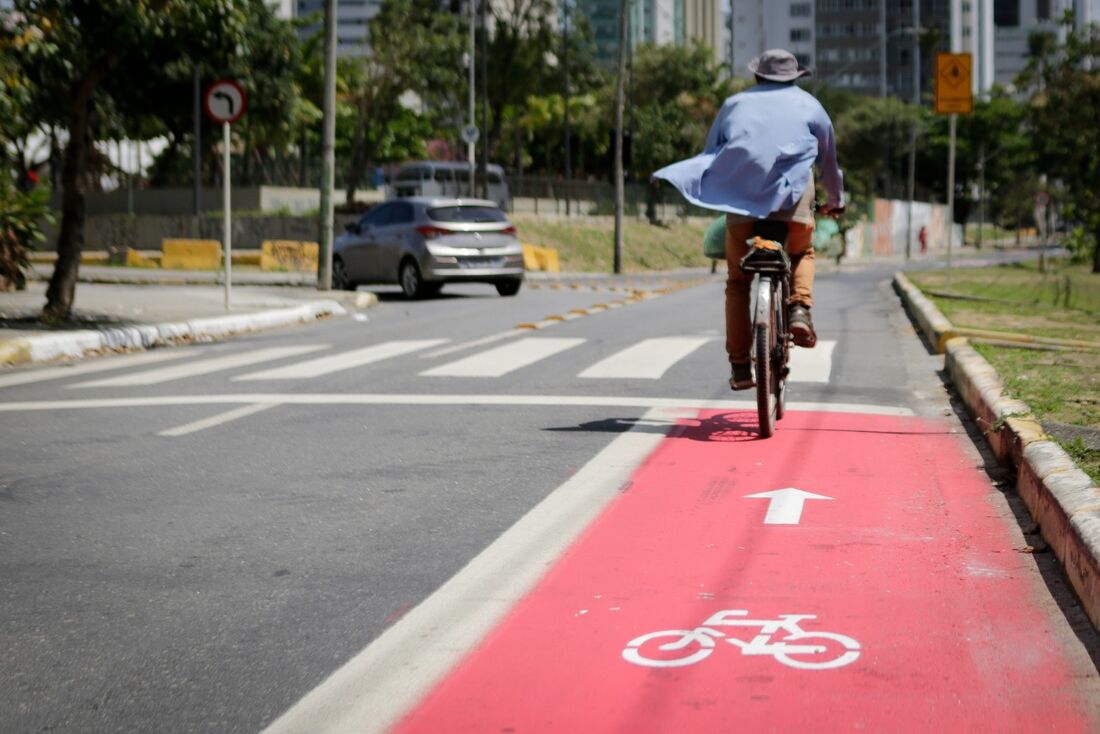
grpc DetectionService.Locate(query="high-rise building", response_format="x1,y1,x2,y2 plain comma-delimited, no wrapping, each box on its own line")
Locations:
727,1,816,80
295,0,380,57
985,0,1095,91
576,0,728,66
815,1,952,101
683,0,724,62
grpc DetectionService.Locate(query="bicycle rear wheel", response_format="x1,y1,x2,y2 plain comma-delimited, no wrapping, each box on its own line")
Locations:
774,291,787,421
753,279,777,437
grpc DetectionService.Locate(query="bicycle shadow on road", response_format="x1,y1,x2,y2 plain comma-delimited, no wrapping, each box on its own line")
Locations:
544,411,760,443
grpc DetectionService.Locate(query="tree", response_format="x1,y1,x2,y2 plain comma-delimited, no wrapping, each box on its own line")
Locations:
835,97,924,206
340,0,464,203
629,42,741,181
9,0,254,320
1022,15,1100,272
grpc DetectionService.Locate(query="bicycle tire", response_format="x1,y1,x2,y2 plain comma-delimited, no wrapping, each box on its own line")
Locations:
774,286,787,421
753,278,776,437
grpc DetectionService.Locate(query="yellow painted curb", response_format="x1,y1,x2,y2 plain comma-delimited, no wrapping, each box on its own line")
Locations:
162,239,222,270
261,240,319,272
0,339,31,366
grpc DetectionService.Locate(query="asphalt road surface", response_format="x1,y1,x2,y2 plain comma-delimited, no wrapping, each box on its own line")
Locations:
2,266,1098,733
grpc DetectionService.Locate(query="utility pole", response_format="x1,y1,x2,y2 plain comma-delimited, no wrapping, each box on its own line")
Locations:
479,0,489,200
468,0,476,197
728,0,735,77
318,0,336,290
613,0,628,275
879,0,887,98
977,143,986,250
563,0,572,216
905,0,920,259
193,66,201,218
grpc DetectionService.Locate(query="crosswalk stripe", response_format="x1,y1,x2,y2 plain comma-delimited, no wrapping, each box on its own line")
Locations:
71,345,328,387
788,339,836,383
578,337,714,379
420,338,585,378
0,350,193,389
233,340,448,381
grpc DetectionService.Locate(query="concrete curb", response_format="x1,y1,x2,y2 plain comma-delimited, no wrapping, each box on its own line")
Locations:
892,272,957,353
0,299,354,367
894,272,1100,631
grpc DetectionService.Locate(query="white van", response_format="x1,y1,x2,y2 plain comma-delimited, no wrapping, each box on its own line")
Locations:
389,161,510,211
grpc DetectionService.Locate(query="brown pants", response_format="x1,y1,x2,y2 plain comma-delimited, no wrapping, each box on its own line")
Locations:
725,217,815,365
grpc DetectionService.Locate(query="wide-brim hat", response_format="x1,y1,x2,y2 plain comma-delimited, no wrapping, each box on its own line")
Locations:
748,49,812,82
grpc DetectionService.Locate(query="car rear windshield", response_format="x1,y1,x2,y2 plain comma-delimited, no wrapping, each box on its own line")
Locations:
428,206,508,223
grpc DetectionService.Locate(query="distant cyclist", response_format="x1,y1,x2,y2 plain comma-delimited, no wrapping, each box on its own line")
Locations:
653,49,845,390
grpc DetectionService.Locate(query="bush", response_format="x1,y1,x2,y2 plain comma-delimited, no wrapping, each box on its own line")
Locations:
1063,226,1094,265
0,175,53,291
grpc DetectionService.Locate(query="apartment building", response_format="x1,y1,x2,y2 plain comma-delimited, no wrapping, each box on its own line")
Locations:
577,0,726,66
294,0,379,57
727,1,816,79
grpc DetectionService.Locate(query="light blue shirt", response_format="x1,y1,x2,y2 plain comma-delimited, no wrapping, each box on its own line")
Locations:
652,82,845,217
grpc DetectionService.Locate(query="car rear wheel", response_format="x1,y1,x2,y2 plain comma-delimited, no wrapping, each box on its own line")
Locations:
495,279,522,297
332,257,355,291
400,260,426,299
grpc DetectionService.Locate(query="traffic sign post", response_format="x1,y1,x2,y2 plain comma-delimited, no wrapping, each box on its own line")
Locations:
934,53,973,115
204,79,248,309
935,54,972,289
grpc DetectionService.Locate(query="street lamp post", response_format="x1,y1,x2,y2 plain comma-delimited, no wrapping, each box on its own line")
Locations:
905,0,920,260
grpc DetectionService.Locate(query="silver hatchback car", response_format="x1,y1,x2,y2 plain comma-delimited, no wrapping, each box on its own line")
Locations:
333,197,526,298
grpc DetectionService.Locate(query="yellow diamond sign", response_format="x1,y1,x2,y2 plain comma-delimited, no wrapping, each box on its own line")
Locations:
935,53,973,114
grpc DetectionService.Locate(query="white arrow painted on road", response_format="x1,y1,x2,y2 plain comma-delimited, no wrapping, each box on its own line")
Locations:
744,488,834,525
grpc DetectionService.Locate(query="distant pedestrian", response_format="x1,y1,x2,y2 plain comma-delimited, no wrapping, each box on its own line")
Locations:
918,225,928,254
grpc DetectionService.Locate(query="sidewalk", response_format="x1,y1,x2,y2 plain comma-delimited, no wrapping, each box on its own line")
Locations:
0,279,374,367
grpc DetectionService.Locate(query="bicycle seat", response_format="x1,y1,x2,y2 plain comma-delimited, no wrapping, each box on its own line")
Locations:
739,236,790,274
751,220,789,244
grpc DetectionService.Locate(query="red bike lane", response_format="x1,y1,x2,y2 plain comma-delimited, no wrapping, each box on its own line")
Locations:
394,409,1098,732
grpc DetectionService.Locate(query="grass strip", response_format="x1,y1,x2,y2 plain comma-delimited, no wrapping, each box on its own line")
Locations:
910,259,1100,482
513,216,713,273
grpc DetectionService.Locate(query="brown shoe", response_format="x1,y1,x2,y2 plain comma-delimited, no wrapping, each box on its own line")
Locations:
729,363,754,390
789,305,817,348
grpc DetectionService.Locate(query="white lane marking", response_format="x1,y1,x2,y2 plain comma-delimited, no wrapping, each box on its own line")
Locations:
788,340,836,384
71,345,327,387
578,337,714,379
262,404,691,734
420,338,585,378
157,403,278,437
0,350,193,389
0,393,915,416
233,340,447,380
420,329,527,359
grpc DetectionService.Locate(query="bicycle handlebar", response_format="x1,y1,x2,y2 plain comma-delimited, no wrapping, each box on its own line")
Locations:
815,203,845,218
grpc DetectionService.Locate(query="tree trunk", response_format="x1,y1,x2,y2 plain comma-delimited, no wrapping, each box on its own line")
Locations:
1093,227,1100,274
345,103,369,205
44,72,102,321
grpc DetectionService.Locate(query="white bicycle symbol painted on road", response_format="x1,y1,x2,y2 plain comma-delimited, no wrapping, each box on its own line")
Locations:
622,609,861,671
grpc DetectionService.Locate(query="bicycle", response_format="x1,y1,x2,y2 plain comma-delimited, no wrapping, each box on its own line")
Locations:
739,207,843,438
739,221,794,438
621,608,861,671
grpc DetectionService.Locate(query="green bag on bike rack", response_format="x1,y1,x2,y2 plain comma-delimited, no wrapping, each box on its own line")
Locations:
703,215,726,259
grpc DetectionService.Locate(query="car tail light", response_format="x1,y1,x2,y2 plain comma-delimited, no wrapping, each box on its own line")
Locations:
500,225,517,235
417,225,452,239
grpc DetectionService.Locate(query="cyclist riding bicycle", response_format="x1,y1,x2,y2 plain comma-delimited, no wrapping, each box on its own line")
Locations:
653,48,845,391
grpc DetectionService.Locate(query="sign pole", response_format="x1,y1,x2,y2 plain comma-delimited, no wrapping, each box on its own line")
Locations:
223,121,232,309
203,78,246,309
934,52,971,291
945,113,956,289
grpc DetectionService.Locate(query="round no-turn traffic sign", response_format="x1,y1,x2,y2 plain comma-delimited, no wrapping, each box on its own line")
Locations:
204,79,247,125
